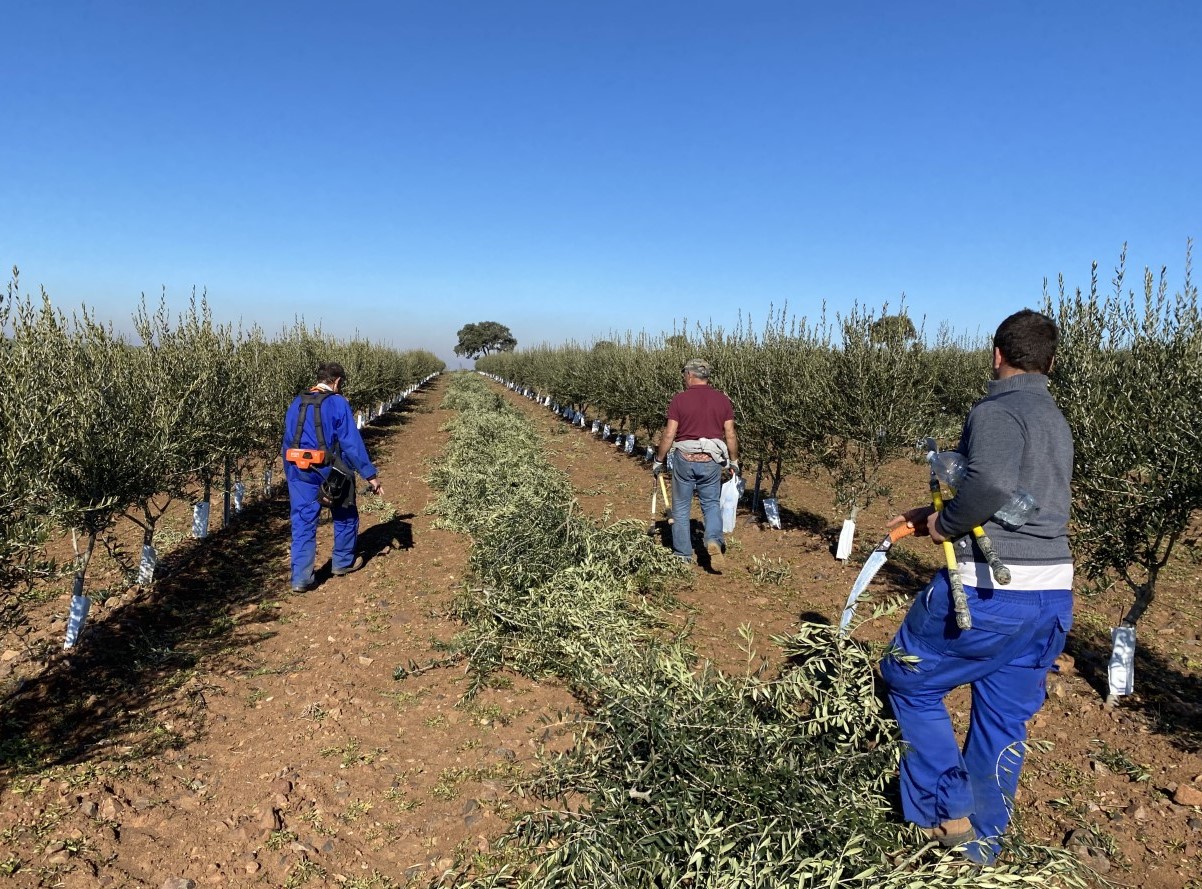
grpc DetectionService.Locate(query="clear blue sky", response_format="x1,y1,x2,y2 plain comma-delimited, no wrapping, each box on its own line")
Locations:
3,1,1198,366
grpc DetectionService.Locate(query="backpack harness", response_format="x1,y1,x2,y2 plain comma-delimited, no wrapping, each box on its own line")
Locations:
285,389,341,470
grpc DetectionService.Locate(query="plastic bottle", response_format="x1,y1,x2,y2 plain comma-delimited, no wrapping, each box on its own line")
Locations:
929,450,966,488
992,490,1039,530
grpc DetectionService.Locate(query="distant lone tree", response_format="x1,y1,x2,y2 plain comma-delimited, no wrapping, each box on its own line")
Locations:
869,313,918,345
455,321,517,359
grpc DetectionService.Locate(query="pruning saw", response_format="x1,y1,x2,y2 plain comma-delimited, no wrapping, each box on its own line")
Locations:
838,522,916,634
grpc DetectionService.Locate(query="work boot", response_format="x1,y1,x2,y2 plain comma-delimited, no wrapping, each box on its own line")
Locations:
332,555,365,576
291,578,317,593
924,817,976,848
706,541,725,570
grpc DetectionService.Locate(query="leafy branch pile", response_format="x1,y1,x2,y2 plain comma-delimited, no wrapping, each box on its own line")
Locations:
430,377,686,694
426,374,1087,889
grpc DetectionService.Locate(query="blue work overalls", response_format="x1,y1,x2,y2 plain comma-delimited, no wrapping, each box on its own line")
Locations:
281,388,378,588
880,568,1072,862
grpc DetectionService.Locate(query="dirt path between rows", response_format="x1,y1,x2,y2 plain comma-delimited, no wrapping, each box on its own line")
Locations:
2,373,1200,888
0,376,575,888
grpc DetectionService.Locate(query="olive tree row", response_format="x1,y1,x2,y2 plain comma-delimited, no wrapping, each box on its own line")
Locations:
479,304,988,524
0,272,444,603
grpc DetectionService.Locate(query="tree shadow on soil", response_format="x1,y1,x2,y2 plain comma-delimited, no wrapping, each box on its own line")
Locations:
0,493,294,784
775,504,832,539
1064,624,1202,752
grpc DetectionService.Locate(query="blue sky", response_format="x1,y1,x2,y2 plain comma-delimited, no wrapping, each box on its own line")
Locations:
2,1,1198,366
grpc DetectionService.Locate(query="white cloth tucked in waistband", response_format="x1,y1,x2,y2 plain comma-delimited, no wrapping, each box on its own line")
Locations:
672,437,730,464
959,559,1074,591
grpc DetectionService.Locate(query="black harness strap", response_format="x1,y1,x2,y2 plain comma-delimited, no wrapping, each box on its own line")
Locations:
291,389,333,453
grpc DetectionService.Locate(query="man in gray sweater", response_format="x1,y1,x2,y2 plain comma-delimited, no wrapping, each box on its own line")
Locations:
880,309,1074,864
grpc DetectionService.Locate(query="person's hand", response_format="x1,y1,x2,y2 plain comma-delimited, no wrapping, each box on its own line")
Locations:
887,505,936,537
367,477,383,496
927,511,950,544
729,460,741,476
652,461,665,477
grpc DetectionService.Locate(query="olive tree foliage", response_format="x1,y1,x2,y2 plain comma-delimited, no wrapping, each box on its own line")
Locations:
869,312,918,344
1049,244,1202,626
479,306,986,521
454,320,517,360
710,307,827,497
812,304,943,520
0,270,76,578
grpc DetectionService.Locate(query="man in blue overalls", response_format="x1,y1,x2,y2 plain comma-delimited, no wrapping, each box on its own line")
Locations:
282,362,383,592
880,310,1074,863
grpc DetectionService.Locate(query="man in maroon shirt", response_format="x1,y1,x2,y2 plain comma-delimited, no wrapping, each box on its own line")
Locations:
653,358,740,567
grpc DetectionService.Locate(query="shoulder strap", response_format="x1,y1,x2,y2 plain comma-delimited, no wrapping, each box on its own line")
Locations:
292,390,334,451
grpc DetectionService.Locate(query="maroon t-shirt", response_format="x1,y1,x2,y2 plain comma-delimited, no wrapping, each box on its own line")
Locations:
667,385,734,441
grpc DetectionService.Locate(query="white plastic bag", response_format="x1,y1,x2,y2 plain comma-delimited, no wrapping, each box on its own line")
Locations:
192,501,211,539
720,476,740,533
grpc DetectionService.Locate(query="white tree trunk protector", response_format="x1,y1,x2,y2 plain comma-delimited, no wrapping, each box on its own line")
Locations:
64,590,90,649
263,469,273,497
233,481,246,513
138,544,157,585
1108,626,1136,697
763,497,782,530
192,501,211,539
836,519,857,561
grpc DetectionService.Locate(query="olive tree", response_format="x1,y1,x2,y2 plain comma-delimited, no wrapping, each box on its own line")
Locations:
1049,245,1202,628
814,303,938,524
1,271,74,580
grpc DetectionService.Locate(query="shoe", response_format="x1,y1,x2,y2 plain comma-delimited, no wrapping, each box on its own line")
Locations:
291,579,316,593
924,817,976,848
706,541,725,569
332,555,365,576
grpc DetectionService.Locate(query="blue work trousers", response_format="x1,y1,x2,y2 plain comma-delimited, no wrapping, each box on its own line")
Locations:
879,570,1072,859
286,470,359,587
670,456,724,561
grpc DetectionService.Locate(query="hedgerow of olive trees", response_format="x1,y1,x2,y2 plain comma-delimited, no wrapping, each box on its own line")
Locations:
0,275,444,612
1049,244,1202,628
478,307,987,529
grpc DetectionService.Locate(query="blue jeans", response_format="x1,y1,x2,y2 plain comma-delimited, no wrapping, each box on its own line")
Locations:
285,467,360,587
670,456,724,561
880,570,1072,860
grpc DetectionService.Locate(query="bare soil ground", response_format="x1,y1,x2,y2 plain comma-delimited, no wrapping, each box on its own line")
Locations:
2,373,1200,888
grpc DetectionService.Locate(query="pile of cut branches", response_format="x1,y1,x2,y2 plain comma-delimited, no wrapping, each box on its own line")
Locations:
425,374,1089,889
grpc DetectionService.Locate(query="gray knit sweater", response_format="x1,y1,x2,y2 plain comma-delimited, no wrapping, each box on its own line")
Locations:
938,373,1073,565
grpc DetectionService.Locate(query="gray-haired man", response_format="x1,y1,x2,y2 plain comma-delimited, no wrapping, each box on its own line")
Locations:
652,358,740,567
